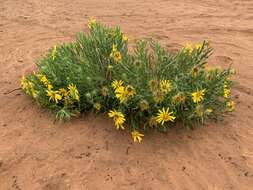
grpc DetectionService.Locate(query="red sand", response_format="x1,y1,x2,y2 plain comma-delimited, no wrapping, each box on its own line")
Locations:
0,0,253,189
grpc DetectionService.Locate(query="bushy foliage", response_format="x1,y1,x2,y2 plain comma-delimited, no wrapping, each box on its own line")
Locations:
21,20,235,142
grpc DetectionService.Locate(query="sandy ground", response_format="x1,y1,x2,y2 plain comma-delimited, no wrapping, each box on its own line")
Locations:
0,0,253,189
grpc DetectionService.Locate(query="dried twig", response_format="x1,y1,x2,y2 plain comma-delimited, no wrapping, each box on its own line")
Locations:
3,87,22,95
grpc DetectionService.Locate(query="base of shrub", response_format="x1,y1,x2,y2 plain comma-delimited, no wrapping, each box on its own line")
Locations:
21,20,235,142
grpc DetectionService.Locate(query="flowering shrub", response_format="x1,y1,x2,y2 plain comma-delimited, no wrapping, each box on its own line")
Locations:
21,20,235,142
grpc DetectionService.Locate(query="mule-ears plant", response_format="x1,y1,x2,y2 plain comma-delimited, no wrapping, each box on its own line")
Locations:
21,20,236,142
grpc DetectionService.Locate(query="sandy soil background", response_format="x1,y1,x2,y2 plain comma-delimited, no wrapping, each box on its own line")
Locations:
0,0,253,189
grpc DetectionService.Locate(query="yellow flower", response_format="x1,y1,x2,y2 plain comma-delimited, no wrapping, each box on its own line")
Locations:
36,74,54,90
172,92,186,104
160,80,172,94
47,90,62,103
184,43,193,54
125,85,135,97
108,110,125,130
51,45,57,60
139,100,149,111
112,51,122,63
185,42,202,53
229,69,236,75
156,107,176,125
148,79,159,90
93,103,101,111
21,76,28,89
224,88,230,98
110,44,118,58
192,89,206,103
226,101,235,112
114,84,135,103
112,44,117,52
111,80,124,89
68,83,80,101
191,67,199,77
195,43,203,50
38,75,49,85
21,76,38,98
206,108,213,114
110,44,122,63
47,84,53,90
88,18,96,29
223,83,230,98
131,130,144,143
59,88,68,96
30,88,38,98
122,34,128,42
115,86,128,103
